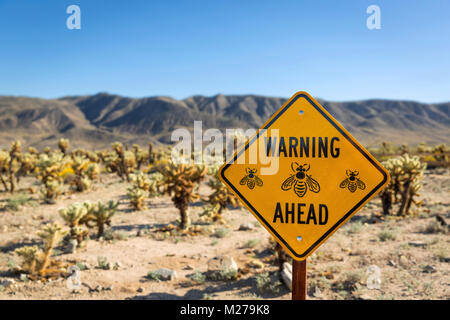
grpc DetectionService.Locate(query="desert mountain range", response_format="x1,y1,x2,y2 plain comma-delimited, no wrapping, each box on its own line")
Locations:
0,93,448,150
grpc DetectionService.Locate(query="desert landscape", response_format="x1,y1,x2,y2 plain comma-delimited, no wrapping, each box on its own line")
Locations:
0,137,448,300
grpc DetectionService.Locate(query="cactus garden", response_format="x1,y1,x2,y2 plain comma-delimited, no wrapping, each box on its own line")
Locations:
0,139,448,300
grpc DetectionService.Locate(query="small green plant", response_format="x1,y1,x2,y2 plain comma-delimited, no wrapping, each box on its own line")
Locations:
213,227,231,238
97,256,110,270
255,272,283,295
346,221,364,235
242,239,261,249
207,267,238,281
378,228,396,242
5,193,37,211
333,270,364,292
188,271,206,285
146,271,162,281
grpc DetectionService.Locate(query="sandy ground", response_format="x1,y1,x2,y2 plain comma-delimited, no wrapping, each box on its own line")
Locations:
0,168,448,300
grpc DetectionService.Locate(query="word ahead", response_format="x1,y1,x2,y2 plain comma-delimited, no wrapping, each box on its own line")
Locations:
273,202,328,225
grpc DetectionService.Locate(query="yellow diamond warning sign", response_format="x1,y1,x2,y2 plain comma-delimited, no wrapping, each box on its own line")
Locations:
219,91,390,261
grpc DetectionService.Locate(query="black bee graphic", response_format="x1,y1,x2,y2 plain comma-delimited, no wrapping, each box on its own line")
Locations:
340,170,366,193
281,163,320,198
240,168,263,190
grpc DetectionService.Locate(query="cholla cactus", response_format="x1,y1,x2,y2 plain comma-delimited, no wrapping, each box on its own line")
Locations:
132,144,149,170
0,141,22,193
432,144,449,163
158,161,207,229
0,142,37,193
202,165,240,223
82,200,119,238
127,171,151,210
0,150,10,192
59,203,89,245
58,138,70,156
380,141,396,156
15,223,67,275
104,142,136,181
129,171,150,191
69,155,99,192
36,152,67,203
16,152,37,183
15,246,40,274
417,142,433,154
71,148,100,163
127,187,147,211
381,154,426,216
37,223,67,272
148,172,163,198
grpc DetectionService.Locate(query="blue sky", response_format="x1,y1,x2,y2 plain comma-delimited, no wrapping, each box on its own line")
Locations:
0,0,449,102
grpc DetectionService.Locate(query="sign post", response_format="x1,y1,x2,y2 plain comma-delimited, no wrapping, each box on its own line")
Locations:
292,260,307,300
219,91,390,299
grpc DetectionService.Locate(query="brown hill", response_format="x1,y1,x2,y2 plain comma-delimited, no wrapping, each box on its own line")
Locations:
0,93,448,150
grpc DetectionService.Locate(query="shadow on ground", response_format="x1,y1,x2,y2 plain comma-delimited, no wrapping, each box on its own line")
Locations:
128,276,288,300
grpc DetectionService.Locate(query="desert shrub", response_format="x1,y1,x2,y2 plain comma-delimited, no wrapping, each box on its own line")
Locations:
378,228,397,241
255,272,283,295
188,271,206,285
207,267,238,281
213,227,231,238
333,270,364,292
242,239,261,249
422,220,448,234
380,154,426,216
5,193,37,211
15,223,67,276
157,161,207,229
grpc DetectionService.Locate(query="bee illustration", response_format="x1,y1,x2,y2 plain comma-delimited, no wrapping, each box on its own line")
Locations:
340,170,366,193
240,168,263,189
281,163,320,198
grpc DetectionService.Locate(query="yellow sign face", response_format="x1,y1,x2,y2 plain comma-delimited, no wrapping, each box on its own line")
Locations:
219,91,390,260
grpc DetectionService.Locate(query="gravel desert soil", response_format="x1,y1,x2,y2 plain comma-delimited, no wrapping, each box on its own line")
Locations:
0,169,448,300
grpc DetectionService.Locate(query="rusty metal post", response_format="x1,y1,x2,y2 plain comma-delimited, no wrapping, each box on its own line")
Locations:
292,259,307,300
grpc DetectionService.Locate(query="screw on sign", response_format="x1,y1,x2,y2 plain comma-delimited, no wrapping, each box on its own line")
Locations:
219,91,390,300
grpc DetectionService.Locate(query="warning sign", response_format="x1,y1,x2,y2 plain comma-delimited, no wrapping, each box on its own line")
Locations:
219,91,390,260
